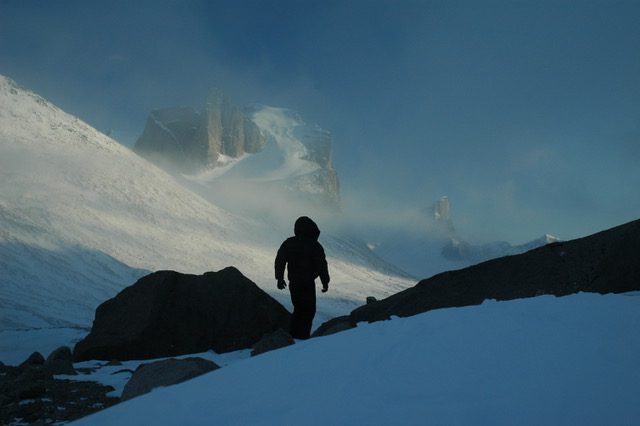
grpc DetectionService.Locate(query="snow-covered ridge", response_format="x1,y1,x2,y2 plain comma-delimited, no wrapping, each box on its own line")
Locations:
73,292,640,425
0,75,413,330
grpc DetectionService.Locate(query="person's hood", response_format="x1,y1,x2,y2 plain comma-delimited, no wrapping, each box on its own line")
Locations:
294,216,320,241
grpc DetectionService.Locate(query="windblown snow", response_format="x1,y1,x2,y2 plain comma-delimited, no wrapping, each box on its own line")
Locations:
0,75,413,332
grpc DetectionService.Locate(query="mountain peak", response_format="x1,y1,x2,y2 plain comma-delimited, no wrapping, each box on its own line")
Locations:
135,92,340,208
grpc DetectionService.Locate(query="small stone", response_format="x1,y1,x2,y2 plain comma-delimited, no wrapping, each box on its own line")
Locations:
366,296,378,304
251,329,295,356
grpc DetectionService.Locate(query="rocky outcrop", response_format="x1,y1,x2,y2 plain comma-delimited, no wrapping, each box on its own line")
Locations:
135,91,267,173
121,357,219,401
317,218,640,333
73,267,291,361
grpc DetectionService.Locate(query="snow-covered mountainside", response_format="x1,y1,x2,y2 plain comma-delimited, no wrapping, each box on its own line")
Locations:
74,292,640,425
0,75,412,331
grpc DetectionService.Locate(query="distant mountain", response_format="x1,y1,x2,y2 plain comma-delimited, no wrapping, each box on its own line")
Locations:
134,93,340,209
433,196,560,262
367,196,560,278
442,234,561,263
0,75,411,330
349,217,640,324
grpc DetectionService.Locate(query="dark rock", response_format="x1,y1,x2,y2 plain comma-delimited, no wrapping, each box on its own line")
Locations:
74,267,291,361
312,316,357,338
46,346,73,362
0,362,117,425
18,383,47,399
105,360,122,366
351,218,640,323
44,346,76,375
45,359,76,376
19,352,45,368
121,357,219,401
366,296,378,305
313,219,640,336
251,329,295,356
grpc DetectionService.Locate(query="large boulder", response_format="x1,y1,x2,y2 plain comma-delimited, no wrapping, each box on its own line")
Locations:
73,267,291,361
121,357,219,401
318,218,640,331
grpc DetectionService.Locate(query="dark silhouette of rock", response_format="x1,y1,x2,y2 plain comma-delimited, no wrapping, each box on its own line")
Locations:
311,316,357,338
366,296,378,304
121,357,219,401
19,352,44,368
319,219,640,331
251,329,295,356
44,346,76,375
46,346,73,363
73,267,291,361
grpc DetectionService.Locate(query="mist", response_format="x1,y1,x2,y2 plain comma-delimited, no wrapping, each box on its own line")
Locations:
1,0,639,247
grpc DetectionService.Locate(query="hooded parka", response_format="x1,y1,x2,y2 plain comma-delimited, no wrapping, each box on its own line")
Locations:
275,216,330,339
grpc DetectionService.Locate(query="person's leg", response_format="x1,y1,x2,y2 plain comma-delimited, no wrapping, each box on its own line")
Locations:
289,281,316,339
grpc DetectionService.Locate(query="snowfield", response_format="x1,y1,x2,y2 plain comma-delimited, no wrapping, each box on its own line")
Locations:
73,292,640,425
0,74,413,332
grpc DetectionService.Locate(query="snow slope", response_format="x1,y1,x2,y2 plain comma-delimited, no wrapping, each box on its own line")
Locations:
74,292,640,425
0,75,413,331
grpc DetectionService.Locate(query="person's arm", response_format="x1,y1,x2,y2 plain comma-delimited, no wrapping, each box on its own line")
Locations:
315,243,330,292
275,240,288,289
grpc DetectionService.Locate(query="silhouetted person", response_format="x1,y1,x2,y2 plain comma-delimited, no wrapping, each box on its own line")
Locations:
275,216,330,339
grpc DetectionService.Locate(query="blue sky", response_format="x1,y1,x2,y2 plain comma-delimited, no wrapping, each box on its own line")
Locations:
1,0,639,242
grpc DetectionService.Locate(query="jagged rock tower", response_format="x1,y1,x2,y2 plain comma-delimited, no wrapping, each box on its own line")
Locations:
134,91,267,172
134,91,340,208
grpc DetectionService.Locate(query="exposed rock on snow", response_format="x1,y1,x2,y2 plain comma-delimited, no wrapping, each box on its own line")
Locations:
44,346,76,375
324,218,640,326
121,357,219,401
73,267,291,361
0,355,117,425
250,329,295,356
19,352,45,368
311,316,356,338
